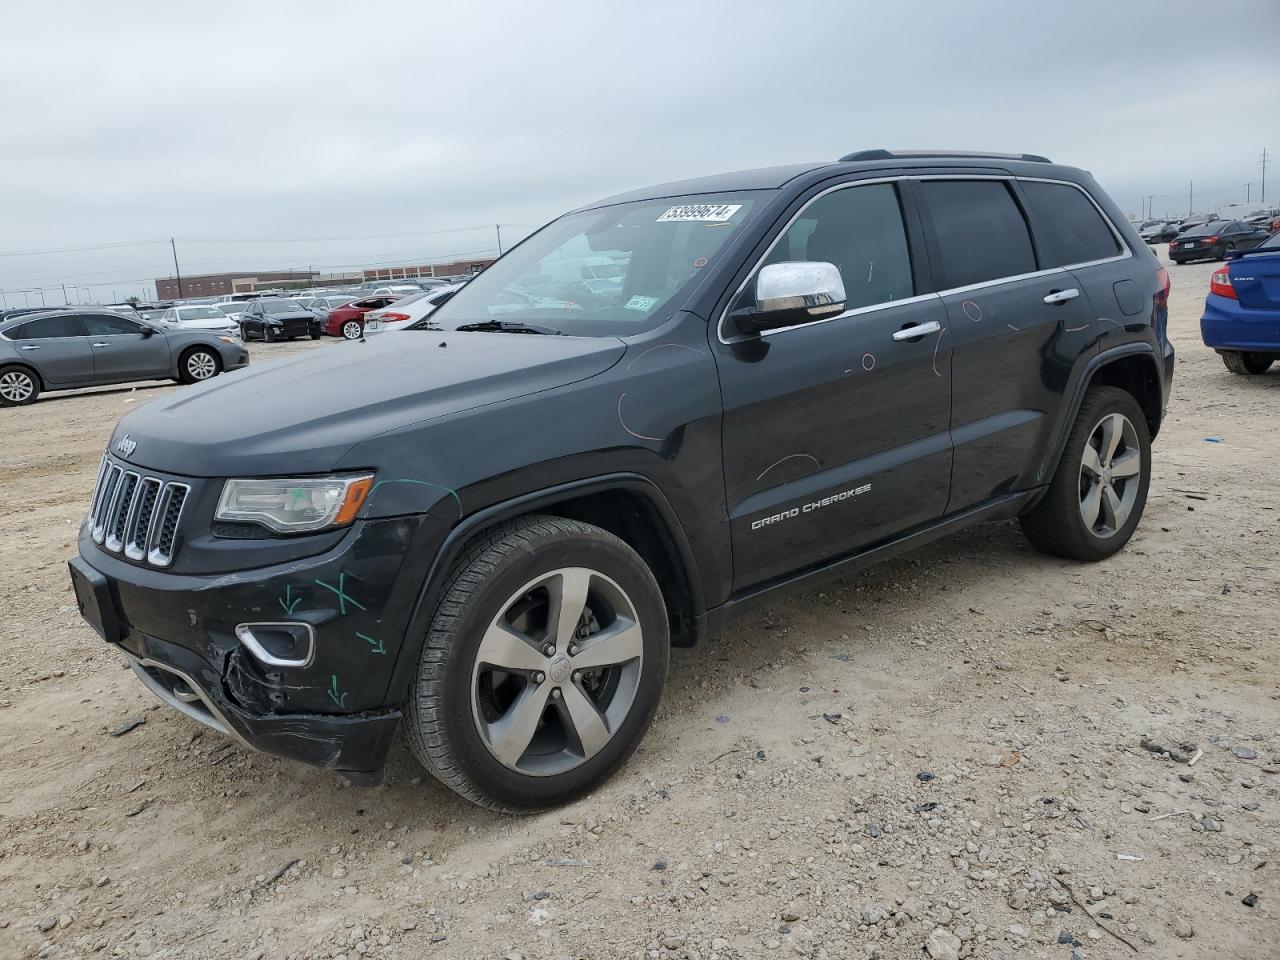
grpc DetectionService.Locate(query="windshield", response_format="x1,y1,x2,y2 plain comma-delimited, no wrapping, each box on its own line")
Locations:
214,304,239,315
1257,232,1280,250
178,306,224,320
423,191,763,336
262,300,302,314
1186,222,1229,237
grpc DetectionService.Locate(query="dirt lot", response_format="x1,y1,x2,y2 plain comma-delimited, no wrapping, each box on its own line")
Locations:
1,256,1277,960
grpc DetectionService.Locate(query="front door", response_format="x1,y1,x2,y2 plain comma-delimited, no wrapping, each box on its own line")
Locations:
81,313,172,380
713,180,953,591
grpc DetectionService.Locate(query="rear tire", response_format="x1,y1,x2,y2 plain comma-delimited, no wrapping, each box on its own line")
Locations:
1221,351,1274,375
239,322,252,341
342,320,363,340
1221,243,1236,260
0,365,40,406
1019,386,1151,562
404,515,669,811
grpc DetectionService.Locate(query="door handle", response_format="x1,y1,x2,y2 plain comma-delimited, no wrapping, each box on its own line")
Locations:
892,320,942,341
92,342,109,347
1043,288,1080,305
20,344,40,350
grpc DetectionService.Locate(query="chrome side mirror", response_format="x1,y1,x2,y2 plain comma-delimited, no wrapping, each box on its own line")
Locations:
735,261,846,335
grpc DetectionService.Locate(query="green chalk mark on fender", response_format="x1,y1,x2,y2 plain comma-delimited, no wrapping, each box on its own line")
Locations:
357,632,386,655
278,584,302,616
368,478,462,517
314,572,365,615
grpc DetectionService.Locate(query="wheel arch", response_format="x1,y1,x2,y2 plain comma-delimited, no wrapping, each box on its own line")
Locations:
178,342,223,377
0,361,44,390
1031,344,1164,509
384,473,706,705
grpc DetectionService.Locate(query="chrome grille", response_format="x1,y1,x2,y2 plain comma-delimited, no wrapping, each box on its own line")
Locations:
87,457,190,568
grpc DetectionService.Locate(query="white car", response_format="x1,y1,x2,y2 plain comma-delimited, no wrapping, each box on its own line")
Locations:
212,302,244,323
361,289,456,337
159,305,239,333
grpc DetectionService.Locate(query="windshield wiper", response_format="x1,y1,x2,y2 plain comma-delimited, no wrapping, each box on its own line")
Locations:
454,320,563,336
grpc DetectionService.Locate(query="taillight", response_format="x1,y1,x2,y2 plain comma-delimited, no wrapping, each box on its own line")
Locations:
1203,235,1219,244
1210,268,1236,299
381,312,410,322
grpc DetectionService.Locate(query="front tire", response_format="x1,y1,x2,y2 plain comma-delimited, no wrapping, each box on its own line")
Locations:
1019,386,1151,562
265,326,278,343
0,365,40,406
404,516,669,811
178,347,220,384
1222,350,1275,375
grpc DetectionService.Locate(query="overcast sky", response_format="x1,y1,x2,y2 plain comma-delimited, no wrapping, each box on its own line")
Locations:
2,0,1277,305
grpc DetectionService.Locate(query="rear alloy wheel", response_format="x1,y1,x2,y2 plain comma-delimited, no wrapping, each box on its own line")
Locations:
179,348,220,384
1221,242,1236,260
342,320,363,340
239,322,252,341
1019,386,1151,561
405,515,668,811
1221,350,1275,375
0,366,40,406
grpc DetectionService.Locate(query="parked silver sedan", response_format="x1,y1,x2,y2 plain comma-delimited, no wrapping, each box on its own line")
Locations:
0,309,249,406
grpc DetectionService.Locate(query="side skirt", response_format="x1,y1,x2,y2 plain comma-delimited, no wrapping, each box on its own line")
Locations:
703,489,1038,638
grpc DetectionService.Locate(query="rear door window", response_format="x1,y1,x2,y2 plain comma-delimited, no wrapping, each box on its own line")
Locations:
1020,181,1123,266
13,315,86,339
920,180,1038,288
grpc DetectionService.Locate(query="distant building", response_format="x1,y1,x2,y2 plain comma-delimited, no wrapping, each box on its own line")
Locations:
154,257,495,300
153,271,316,300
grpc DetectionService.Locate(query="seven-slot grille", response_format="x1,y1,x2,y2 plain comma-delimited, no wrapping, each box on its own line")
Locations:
88,456,190,567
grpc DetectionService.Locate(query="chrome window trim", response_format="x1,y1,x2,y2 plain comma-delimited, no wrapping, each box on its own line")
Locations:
717,173,1133,344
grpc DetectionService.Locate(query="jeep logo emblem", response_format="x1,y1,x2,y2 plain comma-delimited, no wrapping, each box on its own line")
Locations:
115,435,137,457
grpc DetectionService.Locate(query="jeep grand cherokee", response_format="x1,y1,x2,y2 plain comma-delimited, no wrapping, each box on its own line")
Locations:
69,149,1174,810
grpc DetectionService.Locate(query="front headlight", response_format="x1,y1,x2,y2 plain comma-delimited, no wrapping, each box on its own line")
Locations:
217,335,242,345
215,475,374,533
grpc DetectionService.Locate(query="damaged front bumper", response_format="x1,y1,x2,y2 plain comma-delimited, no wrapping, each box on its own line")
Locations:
71,512,445,782
122,642,399,783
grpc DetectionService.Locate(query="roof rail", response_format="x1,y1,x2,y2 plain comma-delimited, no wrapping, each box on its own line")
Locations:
839,149,1051,164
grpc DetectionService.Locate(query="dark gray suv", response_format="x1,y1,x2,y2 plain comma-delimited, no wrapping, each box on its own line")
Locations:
0,309,249,405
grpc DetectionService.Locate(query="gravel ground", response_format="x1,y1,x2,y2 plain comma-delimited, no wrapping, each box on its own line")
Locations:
1,252,1277,960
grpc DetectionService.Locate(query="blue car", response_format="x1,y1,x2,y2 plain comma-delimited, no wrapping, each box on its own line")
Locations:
1200,232,1280,375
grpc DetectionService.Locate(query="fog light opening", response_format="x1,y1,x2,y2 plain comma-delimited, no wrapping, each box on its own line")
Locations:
234,622,316,668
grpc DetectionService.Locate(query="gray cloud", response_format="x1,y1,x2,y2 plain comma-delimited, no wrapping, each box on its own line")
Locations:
2,0,1277,303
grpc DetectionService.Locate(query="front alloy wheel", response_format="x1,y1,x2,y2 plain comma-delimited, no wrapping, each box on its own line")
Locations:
404,515,668,811
472,567,643,776
186,350,218,381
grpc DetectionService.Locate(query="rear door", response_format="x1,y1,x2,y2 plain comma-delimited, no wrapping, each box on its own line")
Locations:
914,177,1097,514
4,314,93,386
714,178,953,590
81,312,172,380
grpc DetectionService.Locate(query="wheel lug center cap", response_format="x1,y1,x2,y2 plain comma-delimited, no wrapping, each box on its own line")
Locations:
548,655,571,683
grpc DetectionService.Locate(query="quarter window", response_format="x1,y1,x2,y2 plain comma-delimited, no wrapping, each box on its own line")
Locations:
920,180,1037,288
1020,181,1122,266
761,182,915,310
13,315,85,339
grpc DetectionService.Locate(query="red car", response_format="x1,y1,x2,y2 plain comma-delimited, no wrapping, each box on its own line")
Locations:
323,295,401,339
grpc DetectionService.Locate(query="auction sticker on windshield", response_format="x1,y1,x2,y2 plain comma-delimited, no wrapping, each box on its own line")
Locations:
657,204,742,223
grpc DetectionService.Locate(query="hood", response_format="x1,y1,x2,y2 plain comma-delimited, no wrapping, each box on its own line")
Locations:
166,319,237,331
110,331,625,477
258,310,315,321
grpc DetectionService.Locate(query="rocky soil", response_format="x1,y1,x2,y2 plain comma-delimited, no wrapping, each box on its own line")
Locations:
1,252,1276,959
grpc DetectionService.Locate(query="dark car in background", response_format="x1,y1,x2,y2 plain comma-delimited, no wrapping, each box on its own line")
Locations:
1170,220,1271,264
1139,221,1179,244
0,309,247,405
238,298,323,342
322,295,401,339
1201,232,1280,375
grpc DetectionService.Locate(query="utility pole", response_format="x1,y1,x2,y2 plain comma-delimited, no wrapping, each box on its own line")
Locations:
496,224,503,255
38,288,46,306
1261,148,1270,204
1188,180,1194,217
61,283,68,305
1246,183,1252,203
170,237,184,299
